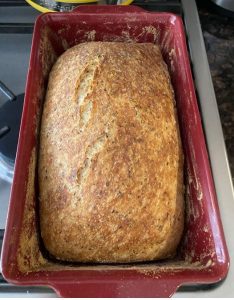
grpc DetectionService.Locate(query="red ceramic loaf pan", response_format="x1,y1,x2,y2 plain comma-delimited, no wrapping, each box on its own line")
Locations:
1,5,229,297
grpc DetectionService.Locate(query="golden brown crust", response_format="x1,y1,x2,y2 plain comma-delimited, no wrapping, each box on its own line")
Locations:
39,42,184,263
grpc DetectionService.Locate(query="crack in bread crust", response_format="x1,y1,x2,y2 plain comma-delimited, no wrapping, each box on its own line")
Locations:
77,134,108,195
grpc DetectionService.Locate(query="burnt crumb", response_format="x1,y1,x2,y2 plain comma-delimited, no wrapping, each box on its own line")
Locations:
116,191,123,198
157,225,163,231
128,168,131,177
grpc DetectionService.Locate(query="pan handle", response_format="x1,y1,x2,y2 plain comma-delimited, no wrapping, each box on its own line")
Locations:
72,5,146,14
51,279,181,297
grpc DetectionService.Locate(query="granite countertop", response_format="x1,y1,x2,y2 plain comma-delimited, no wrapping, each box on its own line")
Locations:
198,4,234,182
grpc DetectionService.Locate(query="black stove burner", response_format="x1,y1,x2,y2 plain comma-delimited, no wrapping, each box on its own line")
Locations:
0,81,24,182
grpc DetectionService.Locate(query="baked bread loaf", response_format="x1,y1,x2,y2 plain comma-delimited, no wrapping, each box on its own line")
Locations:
39,42,184,263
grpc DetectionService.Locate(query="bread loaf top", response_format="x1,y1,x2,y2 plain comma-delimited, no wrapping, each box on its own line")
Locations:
39,42,184,263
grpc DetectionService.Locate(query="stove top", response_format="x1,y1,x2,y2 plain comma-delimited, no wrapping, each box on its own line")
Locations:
0,82,24,183
0,0,234,297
